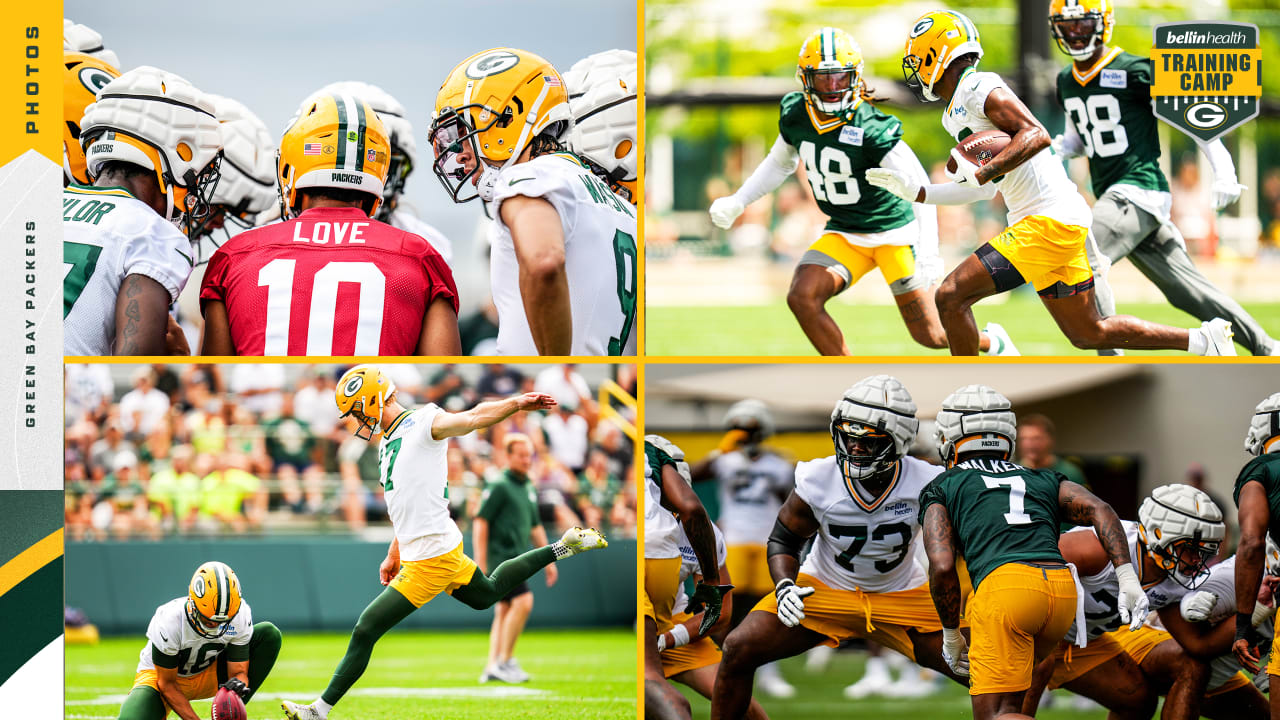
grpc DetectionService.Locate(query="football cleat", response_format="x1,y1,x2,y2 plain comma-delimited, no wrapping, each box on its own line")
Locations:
335,365,396,441
935,385,1017,464
186,561,242,639
555,527,607,557
1201,318,1237,356
281,700,325,720
755,662,796,698
983,322,1021,356
902,11,984,102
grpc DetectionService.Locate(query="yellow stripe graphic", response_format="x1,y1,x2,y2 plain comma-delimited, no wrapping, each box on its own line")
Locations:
0,528,63,600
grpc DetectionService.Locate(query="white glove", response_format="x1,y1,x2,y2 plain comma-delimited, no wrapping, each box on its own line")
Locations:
1114,563,1150,631
917,256,945,287
1179,590,1218,622
1253,600,1277,627
865,167,921,203
709,195,745,229
774,579,815,628
947,149,982,186
941,628,970,676
1210,179,1245,211
1051,133,1083,159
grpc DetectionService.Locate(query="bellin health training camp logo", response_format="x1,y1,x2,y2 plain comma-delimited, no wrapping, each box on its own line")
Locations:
1151,21,1262,143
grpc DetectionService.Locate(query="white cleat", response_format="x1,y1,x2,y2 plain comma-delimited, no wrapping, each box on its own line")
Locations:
1202,318,1237,356
502,658,531,683
983,322,1020,356
756,663,796,699
882,674,939,699
557,527,608,556
281,701,325,720
842,673,890,699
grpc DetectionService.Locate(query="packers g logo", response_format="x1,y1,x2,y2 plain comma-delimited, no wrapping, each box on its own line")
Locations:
465,51,521,80
192,577,206,598
78,66,114,94
343,375,364,397
910,17,935,38
1184,101,1228,130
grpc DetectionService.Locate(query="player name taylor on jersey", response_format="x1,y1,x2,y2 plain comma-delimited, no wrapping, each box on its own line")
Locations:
1057,49,1167,201
490,153,637,356
200,206,458,356
714,450,794,546
378,405,463,562
64,185,194,355
136,597,253,677
943,70,1091,228
778,92,915,235
796,455,941,593
920,457,1067,589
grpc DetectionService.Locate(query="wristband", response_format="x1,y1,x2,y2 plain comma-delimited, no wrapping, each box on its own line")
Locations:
1237,612,1256,641
669,624,691,648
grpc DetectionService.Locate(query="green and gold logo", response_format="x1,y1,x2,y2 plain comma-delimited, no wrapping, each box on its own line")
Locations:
1151,22,1261,143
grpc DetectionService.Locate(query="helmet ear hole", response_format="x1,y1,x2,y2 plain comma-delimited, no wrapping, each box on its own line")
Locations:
615,139,632,159
176,142,192,162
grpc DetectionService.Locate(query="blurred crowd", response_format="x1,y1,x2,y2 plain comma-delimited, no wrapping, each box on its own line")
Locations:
63,364,638,542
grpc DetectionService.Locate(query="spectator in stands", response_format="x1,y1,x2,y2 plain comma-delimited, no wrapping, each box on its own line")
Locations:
149,445,201,534
151,364,181,401
198,451,266,533
101,451,157,540
476,364,525,399
1171,154,1216,258
263,394,318,513
447,446,483,529
427,364,471,411
90,419,136,478
65,458,95,541
230,364,285,416
534,365,591,407
576,448,622,531
118,368,171,438
594,424,633,481
65,364,114,426
1015,414,1086,487
541,395,593,475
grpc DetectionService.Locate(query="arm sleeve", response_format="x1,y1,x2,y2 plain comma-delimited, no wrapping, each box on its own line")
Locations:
732,135,801,206
1199,139,1238,182
880,140,939,263
921,180,999,205
1059,122,1086,157
151,645,181,669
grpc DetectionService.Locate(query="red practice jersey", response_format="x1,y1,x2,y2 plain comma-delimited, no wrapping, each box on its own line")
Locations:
201,207,458,355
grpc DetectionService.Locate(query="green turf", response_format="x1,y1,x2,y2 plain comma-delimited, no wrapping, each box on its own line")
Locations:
66,629,635,720
676,650,1109,720
646,299,1280,356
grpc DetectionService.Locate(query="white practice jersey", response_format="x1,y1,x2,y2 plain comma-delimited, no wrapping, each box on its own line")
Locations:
714,450,795,546
378,405,463,561
390,208,454,267
135,597,253,677
942,71,1092,228
490,153,637,356
673,523,728,615
796,455,941,593
1066,521,1190,642
1173,555,1274,690
644,461,681,559
63,185,193,355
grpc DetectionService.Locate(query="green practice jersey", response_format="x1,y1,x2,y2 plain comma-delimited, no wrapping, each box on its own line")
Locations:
777,92,915,235
477,469,541,567
919,457,1067,589
1233,453,1280,544
1056,49,1168,197
645,441,679,492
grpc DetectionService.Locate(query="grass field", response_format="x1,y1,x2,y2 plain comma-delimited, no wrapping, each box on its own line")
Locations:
66,629,635,720
676,650,1109,720
646,300,1280,356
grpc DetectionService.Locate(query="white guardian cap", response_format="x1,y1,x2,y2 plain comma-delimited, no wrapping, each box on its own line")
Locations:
1245,392,1280,456
935,384,1016,464
1137,484,1224,589
831,375,918,480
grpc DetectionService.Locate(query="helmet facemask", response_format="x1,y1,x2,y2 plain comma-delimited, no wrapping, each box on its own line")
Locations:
833,420,897,481
430,104,508,204
376,140,413,221
185,598,231,639
177,152,224,239
341,399,381,441
1050,11,1104,60
1146,536,1219,590
802,66,860,116
902,53,938,103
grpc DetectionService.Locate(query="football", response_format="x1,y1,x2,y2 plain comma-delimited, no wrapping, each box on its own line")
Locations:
946,129,1012,176
211,687,247,720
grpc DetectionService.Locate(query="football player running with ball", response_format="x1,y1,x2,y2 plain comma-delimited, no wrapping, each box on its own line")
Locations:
868,11,1236,356
710,28,1017,357
713,376,969,720
117,562,281,720
920,384,1139,720
430,48,638,356
200,93,460,356
64,66,222,356
282,366,606,720
1049,0,1277,356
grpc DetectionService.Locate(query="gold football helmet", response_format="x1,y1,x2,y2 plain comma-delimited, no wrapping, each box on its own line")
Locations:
64,52,120,185
278,93,391,219
902,11,984,102
1049,0,1115,61
186,561,242,639
430,47,573,203
797,28,865,117
335,365,397,440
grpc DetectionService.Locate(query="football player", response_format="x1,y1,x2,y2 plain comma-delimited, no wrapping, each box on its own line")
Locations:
563,49,638,205
868,11,1236,356
1026,485,1255,720
1231,392,1280,707
193,95,278,263
430,48,638,356
281,366,606,720
311,81,454,264
689,399,796,697
921,384,1139,720
1049,0,1278,356
713,376,968,719
645,435,730,720
116,561,281,720
65,66,221,356
63,51,119,186
64,18,119,68
709,28,1016,357
199,92,460,356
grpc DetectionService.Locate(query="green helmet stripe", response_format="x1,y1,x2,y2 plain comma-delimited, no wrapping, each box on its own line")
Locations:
333,93,348,170
354,98,367,173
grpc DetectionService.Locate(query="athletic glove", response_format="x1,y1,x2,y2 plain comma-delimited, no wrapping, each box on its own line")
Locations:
947,149,982,187
717,429,751,454
689,582,734,635
864,167,921,203
774,578,815,628
1210,179,1245,211
1050,133,1084,159
709,196,746,229
941,628,970,676
1114,563,1150,631
1180,590,1218,622
220,677,250,701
